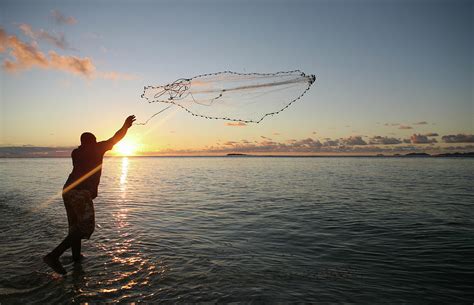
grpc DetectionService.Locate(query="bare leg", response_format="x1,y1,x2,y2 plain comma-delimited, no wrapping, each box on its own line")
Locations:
72,237,82,261
44,230,81,274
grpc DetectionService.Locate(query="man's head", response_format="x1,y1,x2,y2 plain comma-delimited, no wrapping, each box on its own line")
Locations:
80,132,97,146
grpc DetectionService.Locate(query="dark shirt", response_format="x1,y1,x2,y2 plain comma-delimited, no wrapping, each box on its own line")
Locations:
63,140,114,199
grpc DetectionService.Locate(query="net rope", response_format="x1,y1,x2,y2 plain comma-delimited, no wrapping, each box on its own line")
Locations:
138,70,316,125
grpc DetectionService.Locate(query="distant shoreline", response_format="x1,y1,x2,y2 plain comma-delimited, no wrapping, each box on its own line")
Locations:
0,152,473,159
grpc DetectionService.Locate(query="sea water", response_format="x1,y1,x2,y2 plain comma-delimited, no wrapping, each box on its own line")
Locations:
0,157,472,303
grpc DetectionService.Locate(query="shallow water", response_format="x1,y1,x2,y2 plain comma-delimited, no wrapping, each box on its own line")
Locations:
0,157,473,303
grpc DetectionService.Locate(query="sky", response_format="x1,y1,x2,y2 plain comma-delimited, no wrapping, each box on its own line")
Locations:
0,0,473,156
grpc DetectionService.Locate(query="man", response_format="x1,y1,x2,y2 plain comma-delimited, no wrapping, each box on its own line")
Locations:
44,115,136,274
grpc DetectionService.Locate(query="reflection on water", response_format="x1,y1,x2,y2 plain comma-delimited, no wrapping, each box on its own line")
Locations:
120,157,128,196
0,157,472,303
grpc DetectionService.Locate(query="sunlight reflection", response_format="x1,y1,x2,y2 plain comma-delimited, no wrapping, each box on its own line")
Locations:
120,157,129,196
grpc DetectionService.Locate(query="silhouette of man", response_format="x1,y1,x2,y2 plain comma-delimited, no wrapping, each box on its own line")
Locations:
44,115,136,274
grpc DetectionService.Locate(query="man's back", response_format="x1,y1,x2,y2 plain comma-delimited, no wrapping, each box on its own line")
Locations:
63,141,112,199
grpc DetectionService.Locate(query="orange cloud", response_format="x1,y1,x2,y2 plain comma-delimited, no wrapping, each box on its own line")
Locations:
1,28,48,71
99,71,138,81
225,122,247,127
0,27,134,80
19,23,72,50
48,51,95,77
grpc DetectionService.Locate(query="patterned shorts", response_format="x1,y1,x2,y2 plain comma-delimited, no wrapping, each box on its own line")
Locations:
63,189,95,239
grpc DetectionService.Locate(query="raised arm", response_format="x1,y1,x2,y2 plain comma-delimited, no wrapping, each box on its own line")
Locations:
106,115,136,147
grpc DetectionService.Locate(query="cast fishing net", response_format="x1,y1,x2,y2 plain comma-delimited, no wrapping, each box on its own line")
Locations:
138,70,316,125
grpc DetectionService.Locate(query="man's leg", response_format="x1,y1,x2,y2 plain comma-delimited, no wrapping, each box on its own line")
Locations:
72,236,82,261
44,236,71,275
44,230,81,274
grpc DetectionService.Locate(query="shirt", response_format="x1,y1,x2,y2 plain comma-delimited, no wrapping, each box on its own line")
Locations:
63,140,114,199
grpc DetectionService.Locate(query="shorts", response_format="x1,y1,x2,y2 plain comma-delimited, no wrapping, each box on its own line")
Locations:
63,189,95,239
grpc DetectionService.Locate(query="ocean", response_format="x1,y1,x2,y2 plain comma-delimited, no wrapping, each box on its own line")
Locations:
0,157,472,303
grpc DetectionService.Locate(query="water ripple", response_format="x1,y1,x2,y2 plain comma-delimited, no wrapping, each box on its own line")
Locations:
0,157,473,303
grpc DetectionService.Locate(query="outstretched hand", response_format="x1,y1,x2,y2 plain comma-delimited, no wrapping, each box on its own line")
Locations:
124,115,136,128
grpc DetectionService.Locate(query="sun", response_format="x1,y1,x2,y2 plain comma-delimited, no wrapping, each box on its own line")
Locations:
114,139,139,156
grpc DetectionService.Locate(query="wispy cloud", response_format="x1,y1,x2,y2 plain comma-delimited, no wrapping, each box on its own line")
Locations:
414,121,428,125
18,23,73,50
225,122,247,127
1,28,49,71
399,125,413,130
441,134,474,143
341,136,367,146
323,139,339,147
424,132,438,137
48,51,95,76
99,71,137,81
369,136,402,145
50,10,77,25
0,27,135,80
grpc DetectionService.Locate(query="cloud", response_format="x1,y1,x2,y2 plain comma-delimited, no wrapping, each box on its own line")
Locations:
341,136,367,146
8,133,473,157
0,27,134,80
323,139,339,147
217,137,323,153
410,134,437,144
99,71,137,80
288,138,322,149
48,51,95,76
1,28,48,71
51,10,77,25
0,146,73,157
155,134,474,155
414,121,428,125
225,122,247,127
369,136,402,145
399,125,413,130
273,132,280,136
441,134,474,143
384,123,399,126
424,132,439,137
19,23,72,50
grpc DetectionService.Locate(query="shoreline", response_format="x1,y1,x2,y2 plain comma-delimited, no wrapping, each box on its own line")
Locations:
0,152,473,159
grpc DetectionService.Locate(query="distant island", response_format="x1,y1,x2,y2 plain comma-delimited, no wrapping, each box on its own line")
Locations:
224,152,474,158
432,152,474,158
395,152,474,158
1,147,473,158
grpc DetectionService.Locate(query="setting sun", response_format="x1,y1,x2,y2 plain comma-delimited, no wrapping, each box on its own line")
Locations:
114,140,139,156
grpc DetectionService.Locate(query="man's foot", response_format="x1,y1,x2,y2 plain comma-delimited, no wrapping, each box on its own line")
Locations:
43,254,67,275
